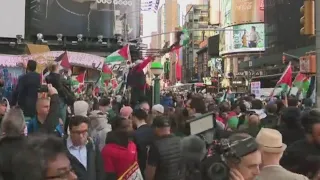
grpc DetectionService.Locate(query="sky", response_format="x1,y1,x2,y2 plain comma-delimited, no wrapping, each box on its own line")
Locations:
142,0,194,45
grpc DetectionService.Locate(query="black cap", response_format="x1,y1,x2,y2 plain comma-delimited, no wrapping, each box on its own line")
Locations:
152,116,170,128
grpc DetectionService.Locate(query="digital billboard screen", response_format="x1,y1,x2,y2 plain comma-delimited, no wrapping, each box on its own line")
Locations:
0,0,25,38
220,0,264,27
219,23,265,55
28,0,141,39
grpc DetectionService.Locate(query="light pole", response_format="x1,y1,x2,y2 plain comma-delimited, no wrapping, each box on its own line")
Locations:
150,62,163,105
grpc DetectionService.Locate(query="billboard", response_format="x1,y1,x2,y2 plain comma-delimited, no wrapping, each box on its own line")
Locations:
219,23,265,55
28,0,141,39
209,0,220,25
220,0,264,27
0,0,25,38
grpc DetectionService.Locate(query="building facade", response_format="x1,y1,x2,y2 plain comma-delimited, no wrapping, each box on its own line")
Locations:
238,0,315,88
157,0,180,49
183,4,217,82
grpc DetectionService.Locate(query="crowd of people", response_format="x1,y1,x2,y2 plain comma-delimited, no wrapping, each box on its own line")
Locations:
0,59,319,180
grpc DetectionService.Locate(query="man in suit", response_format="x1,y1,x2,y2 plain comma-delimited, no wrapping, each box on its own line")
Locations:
12,60,40,118
255,128,308,180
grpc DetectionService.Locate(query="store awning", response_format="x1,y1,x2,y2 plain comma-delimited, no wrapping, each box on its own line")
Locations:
239,46,315,70
196,46,208,54
25,44,50,54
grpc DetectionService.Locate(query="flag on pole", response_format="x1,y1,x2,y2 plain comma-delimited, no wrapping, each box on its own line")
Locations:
71,71,86,86
55,51,71,69
101,64,113,86
105,45,131,64
276,62,293,93
293,72,310,95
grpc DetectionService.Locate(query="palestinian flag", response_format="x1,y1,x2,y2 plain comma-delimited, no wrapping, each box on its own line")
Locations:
101,64,113,86
55,51,71,69
293,72,310,95
71,71,86,86
170,28,190,51
276,62,293,92
105,45,131,64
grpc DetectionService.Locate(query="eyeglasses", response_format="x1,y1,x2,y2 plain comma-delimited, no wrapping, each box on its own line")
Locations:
46,166,74,180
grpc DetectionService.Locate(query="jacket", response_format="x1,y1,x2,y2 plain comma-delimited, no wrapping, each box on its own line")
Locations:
102,131,138,179
256,166,308,180
89,110,112,151
64,137,105,180
12,72,40,117
45,73,75,106
26,94,60,134
154,135,183,180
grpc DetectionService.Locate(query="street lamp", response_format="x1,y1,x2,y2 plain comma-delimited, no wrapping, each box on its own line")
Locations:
150,62,163,105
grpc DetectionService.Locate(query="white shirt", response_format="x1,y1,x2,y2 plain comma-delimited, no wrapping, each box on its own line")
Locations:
67,137,87,169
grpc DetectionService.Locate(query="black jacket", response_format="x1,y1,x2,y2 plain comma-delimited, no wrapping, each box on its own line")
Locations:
45,73,75,106
154,135,183,180
281,139,320,178
133,124,154,173
64,138,105,180
0,136,26,180
12,72,40,117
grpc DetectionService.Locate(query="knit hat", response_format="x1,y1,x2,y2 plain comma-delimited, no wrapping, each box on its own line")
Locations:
74,101,89,117
120,106,133,119
152,104,164,114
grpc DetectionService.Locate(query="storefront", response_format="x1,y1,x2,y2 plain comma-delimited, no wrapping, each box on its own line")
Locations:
231,76,247,93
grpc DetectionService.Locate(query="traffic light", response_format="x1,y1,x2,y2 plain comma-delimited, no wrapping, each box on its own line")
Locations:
300,0,315,35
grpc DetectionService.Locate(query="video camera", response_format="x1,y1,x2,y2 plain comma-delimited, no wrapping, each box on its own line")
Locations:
186,113,258,180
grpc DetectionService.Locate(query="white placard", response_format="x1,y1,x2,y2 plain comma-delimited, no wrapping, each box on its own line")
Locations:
251,81,261,98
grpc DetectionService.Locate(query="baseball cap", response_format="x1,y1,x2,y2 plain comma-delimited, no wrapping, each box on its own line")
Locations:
120,106,133,119
152,104,164,114
152,116,170,128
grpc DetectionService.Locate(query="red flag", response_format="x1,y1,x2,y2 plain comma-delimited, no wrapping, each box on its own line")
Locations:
276,62,292,87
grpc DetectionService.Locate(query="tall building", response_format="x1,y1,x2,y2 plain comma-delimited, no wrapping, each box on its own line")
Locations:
157,0,180,49
183,4,217,82
157,0,180,85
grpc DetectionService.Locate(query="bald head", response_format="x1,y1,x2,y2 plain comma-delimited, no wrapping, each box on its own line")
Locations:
36,98,50,116
248,114,260,125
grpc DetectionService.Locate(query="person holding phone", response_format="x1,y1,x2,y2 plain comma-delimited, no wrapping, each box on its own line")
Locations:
27,84,61,135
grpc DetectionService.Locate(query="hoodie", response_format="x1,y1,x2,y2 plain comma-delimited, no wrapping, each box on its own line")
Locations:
89,110,112,151
102,131,138,180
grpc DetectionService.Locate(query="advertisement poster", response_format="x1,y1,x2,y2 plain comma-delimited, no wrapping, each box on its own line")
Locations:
231,0,264,25
219,23,265,55
29,0,141,39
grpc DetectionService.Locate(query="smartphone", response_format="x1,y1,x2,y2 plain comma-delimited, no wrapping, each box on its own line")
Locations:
38,85,48,92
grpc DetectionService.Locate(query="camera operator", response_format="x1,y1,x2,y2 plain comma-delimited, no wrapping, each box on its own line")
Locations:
202,133,261,180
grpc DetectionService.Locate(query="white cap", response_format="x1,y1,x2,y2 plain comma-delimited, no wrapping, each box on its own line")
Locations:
152,104,164,114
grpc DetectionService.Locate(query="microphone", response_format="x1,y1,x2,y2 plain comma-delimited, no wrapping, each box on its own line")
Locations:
181,135,207,162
